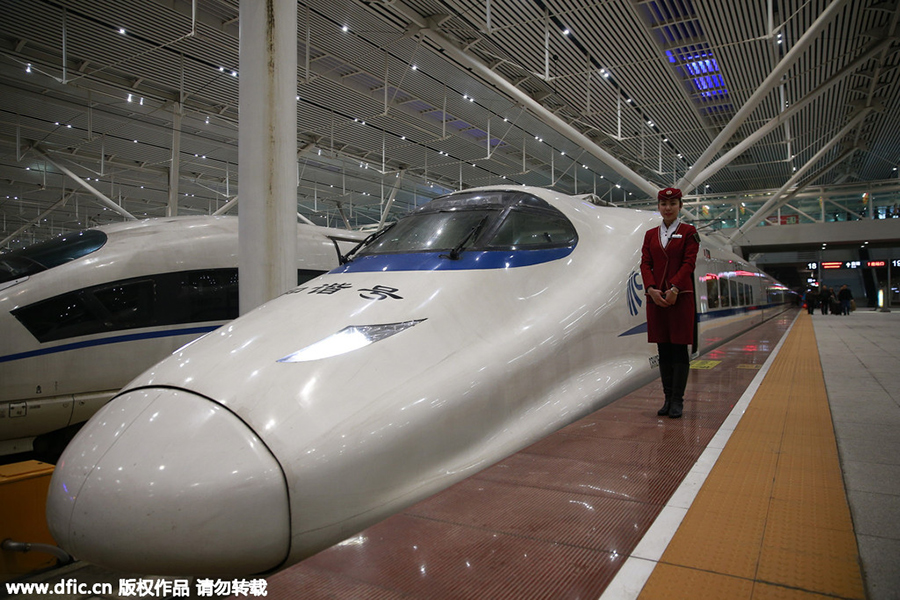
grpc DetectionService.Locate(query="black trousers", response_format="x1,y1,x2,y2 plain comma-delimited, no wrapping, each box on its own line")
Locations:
657,342,690,412
657,342,690,372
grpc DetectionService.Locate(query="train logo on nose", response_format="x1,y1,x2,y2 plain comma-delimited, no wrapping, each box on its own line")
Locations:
627,270,643,316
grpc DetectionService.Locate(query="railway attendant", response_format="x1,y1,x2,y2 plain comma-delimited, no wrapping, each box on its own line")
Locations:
640,187,699,419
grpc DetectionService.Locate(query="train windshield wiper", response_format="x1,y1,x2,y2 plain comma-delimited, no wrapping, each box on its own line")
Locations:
339,222,396,264
442,215,490,260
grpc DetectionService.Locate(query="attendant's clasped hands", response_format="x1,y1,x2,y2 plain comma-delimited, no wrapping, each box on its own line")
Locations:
649,286,678,307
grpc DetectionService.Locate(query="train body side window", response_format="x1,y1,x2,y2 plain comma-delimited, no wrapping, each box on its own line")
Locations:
706,275,719,309
93,280,156,329
12,294,98,343
13,268,241,343
719,274,730,308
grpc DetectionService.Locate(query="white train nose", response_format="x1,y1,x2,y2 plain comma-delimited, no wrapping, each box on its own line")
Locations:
46,387,290,575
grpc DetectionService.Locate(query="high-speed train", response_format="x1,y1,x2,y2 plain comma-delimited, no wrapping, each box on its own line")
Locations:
46,186,793,576
0,216,362,457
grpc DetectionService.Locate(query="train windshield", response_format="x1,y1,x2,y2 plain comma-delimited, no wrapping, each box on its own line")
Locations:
359,190,576,257
0,229,108,284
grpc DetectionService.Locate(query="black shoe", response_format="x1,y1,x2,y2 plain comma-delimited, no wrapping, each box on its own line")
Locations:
657,401,670,416
668,400,683,419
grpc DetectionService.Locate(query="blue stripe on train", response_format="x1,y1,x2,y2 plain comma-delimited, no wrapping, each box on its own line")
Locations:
0,325,220,364
331,247,575,274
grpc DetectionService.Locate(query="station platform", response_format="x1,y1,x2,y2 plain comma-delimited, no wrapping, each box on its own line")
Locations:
5,309,899,599
264,308,899,600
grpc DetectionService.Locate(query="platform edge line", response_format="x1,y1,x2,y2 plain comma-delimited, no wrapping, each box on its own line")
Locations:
597,311,800,600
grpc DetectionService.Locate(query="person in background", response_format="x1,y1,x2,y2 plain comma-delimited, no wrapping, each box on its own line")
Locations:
805,286,818,315
819,285,833,315
641,187,699,419
838,284,854,315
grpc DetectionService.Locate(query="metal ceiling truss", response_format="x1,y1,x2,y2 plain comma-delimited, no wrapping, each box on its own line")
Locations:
0,0,898,251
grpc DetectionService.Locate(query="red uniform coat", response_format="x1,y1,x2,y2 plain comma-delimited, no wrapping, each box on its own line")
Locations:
640,222,699,345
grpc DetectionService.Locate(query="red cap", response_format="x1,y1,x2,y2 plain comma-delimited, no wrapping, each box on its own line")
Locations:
658,187,682,201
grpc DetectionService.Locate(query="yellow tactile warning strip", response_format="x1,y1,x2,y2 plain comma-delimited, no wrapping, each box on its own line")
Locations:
639,312,866,600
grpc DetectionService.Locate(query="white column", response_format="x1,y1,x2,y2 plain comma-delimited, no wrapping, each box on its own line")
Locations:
167,103,182,217
238,0,298,314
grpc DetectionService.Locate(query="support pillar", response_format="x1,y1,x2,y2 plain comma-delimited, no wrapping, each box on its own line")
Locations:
167,103,182,217
238,0,298,314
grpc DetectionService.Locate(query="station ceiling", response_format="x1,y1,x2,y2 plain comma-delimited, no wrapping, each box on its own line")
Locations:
1,0,898,249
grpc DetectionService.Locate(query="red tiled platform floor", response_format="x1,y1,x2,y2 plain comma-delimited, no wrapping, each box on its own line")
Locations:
262,312,796,599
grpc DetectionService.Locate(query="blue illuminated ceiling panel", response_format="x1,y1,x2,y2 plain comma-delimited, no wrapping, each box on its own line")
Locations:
643,1,734,121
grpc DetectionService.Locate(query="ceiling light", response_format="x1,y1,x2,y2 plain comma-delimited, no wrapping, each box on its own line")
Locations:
342,25,349,32
119,28,126,34
563,29,570,35
25,64,31,73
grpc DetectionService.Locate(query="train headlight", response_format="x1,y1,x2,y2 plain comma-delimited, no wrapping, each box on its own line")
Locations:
277,319,426,363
